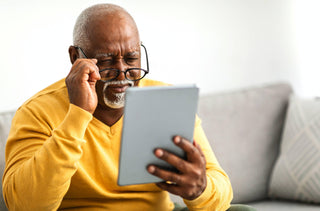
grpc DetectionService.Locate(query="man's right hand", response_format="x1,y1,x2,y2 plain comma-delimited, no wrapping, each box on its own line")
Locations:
65,59,101,114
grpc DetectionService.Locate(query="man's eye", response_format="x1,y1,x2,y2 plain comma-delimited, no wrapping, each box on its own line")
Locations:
98,59,113,65
126,58,138,64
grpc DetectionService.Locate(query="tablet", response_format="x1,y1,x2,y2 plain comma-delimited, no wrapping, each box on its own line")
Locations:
118,85,199,186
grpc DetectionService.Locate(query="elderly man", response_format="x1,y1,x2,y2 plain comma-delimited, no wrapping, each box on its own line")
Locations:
2,4,238,211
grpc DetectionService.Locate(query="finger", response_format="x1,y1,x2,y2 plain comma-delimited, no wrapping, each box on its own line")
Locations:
71,59,100,82
73,58,95,67
88,68,101,83
71,64,92,83
193,140,206,160
69,59,97,75
91,58,98,64
147,165,185,185
83,59,99,75
154,148,190,173
173,136,202,162
156,181,205,201
156,182,181,196
88,59,101,82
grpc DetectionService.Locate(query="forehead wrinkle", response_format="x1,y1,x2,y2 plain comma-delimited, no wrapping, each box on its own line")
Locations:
94,46,140,58
94,52,114,57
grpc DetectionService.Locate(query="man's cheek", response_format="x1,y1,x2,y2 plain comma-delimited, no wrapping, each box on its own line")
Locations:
95,82,107,102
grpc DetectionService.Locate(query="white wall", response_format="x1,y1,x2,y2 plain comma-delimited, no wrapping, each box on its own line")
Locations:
0,0,319,111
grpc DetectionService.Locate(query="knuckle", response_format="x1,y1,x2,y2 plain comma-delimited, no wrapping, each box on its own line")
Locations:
74,59,86,67
202,156,206,165
65,76,74,86
186,190,195,199
191,147,198,155
193,169,202,178
167,174,175,182
189,166,202,177
82,62,91,69
202,161,206,168
177,160,186,170
168,174,180,183
188,146,197,156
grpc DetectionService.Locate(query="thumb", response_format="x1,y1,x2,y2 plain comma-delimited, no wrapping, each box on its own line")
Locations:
91,58,98,64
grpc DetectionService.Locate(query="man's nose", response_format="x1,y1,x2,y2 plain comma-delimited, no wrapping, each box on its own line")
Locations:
113,60,127,80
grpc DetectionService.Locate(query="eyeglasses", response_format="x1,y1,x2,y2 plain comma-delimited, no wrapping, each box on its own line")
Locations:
75,43,149,82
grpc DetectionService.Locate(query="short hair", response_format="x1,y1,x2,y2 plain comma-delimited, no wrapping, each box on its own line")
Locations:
73,4,131,50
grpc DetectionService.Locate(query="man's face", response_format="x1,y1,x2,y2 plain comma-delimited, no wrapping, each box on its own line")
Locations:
84,14,141,109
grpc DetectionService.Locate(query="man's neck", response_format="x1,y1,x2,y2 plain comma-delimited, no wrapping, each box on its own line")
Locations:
93,104,124,126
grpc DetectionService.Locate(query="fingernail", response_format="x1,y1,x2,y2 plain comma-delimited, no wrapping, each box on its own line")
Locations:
148,165,155,173
155,149,163,157
173,136,181,144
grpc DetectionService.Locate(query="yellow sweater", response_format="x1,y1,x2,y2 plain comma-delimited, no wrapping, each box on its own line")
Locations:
3,78,233,211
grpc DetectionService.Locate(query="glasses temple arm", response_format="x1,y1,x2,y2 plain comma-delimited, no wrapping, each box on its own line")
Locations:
141,43,149,72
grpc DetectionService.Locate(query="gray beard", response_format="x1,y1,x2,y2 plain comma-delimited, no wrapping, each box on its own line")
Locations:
104,92,125,109
102,80,134,109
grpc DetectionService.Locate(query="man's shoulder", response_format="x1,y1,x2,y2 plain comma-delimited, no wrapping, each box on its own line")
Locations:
138,78,170,87
11,78,69,128
22,78,68,109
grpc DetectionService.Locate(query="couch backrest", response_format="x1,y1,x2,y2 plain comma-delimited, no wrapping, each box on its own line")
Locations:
197,83,292,203
0,110,15,211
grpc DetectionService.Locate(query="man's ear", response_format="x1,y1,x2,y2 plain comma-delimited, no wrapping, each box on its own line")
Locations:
68,46,79,64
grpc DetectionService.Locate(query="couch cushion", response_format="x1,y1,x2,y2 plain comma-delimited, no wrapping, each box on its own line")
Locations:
197,83,292,203
0,110,15,211
248,200,320,211
269,96,320,203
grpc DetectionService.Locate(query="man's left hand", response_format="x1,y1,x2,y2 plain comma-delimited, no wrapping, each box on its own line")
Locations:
147,136,207,200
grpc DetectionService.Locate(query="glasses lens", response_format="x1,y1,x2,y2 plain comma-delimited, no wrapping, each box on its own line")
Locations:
99,68,147,82
126,68,144,81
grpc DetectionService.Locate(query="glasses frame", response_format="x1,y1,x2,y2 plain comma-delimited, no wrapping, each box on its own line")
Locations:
75,43,149,82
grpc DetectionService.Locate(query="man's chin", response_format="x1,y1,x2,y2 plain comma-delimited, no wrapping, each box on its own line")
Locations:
105,102,124,109
103,93,125,109
101,80,133,109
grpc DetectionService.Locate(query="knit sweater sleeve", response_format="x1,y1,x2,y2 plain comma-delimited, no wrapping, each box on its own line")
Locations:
183,117,233,211
2,104,92,211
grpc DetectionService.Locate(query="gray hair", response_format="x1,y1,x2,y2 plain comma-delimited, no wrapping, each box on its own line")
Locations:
73,4,132,50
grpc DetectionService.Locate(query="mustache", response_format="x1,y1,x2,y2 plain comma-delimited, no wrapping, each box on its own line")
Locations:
104,80,134,86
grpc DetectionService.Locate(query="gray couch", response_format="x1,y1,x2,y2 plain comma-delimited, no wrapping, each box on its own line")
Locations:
1,82,320,210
